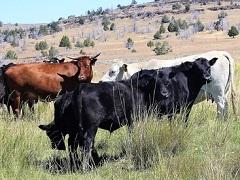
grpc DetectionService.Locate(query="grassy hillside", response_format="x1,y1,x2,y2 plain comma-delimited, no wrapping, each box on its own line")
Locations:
1,1,240,179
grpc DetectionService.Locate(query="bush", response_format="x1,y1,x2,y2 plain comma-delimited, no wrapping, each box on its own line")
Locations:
131,49,137,53
5,50,17,59
147,41,154,48
161,15,170,23
177,19,188,30
126,38,134,49
78,16,85,25
48,46,58,59
110,23,116,31
102,17,111,31
38,25,48,36
193,19,205,32
172,3,182,10
48,21,62,33
168,21,179,32
154,41,172,55
159,24,166,34
59,35,71,48
83,38,91,47
185,4,190,12
154,31,162,40
80,49,86,55
218,11,228,19
228,26,239,38
75,41,84,48
90,41,95,48
35,41,48,51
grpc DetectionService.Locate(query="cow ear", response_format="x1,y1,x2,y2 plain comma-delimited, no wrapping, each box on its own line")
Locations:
122,64,128,72
181,61,193,71
209,57,218,66
39,124,53,131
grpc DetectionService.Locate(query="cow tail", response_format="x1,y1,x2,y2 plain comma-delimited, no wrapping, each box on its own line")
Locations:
224,53,237,115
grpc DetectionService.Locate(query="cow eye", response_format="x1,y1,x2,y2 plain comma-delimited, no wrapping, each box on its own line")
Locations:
110,71,115,75
164,82,169,86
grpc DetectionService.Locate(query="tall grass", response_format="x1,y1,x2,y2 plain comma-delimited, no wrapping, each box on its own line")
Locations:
0,65,240,179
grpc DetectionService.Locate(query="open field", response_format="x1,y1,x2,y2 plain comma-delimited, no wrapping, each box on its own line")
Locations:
1,1,240,179
0,65,240,179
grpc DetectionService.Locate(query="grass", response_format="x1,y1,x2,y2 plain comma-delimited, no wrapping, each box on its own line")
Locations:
0,65,240,180
0,97,240,179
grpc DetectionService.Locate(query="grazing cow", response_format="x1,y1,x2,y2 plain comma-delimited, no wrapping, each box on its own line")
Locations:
39,57,216,169
101,51,236,118
43,57,65,64
3,53,100,117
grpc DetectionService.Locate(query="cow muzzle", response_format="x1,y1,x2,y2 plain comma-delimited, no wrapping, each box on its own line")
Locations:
161,92,169,98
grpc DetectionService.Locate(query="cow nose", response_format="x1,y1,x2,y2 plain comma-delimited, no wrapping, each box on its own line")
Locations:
80,76,85,80
161,92,169,98
99,80,103,83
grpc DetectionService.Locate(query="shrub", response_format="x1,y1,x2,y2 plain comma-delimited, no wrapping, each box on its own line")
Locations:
110,23,116,31
75,41,84,48
83,38,91,47
126,37,134,49
218,11,228,19
193,19,205,32
172,3,182,10
161,15,170,23
159,24,166,34
177,19,188,30
228,26,239,38
147,41,154,48
78,16,85,25
131,49,137,53
41,50,48,57
185,3,190,12
131,0,137,5
35,41,48,51
168,21,179,32
38,25,48,36
48,46,58,59
5,50,17,59
90,41,95,48
154,31,162,40
154,41,172,55
102,17,111,31
48,21,62,33
80,49,86,55
59,35,71,48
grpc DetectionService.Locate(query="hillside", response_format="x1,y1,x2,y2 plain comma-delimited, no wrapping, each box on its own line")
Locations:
0,1,240,81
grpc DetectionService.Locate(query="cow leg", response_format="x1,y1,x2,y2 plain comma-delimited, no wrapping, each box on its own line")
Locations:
10,95,21,118
28,100,35,112
68,132,83,171
82,126,98,170
212,94,228,120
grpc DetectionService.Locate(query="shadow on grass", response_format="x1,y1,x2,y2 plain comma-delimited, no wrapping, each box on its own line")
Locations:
33,151,126,174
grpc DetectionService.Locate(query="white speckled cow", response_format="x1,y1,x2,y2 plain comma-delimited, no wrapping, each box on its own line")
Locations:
101,51,236,118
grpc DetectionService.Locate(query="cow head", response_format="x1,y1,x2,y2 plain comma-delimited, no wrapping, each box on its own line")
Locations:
130,70,157,91
39,123,66,150
101,62,132,82
67,53,100,82
180,57,218,83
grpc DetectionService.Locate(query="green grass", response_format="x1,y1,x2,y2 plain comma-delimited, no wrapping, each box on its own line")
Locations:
0,100,239,180
0,65,240,179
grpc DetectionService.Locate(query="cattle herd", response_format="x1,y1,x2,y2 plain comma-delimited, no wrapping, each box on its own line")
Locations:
0,50,236,170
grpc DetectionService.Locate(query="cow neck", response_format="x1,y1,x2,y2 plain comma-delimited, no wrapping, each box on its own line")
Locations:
185,70,206,102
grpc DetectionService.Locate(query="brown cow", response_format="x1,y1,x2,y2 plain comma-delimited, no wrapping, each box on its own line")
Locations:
4,53,100,117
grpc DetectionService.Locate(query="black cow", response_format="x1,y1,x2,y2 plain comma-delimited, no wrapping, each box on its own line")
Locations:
132,57,218,122
38,57,217,169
